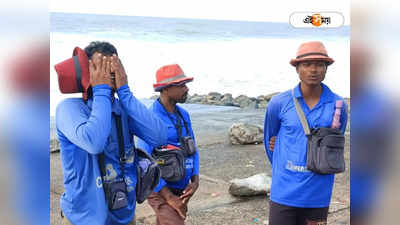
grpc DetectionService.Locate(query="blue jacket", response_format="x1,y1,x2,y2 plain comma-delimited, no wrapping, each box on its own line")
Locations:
137,99,200,192
56,84,167,225
264,83,348,208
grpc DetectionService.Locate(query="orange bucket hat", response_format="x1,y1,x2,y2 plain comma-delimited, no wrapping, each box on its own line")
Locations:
290,41,334,67
153,64,193,92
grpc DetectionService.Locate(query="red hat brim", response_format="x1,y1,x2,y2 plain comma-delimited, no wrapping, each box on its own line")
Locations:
153,77,193,92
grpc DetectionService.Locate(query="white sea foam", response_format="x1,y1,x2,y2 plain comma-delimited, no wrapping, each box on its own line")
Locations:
50,25,349,116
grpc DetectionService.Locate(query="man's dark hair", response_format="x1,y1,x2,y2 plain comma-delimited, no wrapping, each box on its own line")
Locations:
84,41,118,100
84,41,118,59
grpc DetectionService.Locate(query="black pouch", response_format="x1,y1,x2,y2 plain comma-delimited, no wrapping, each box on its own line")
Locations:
135,148,161,204
174,109,196,156
307,127,345,174
181,136,196,156
291,89,346,175
152,147,186,182
103,180,128,210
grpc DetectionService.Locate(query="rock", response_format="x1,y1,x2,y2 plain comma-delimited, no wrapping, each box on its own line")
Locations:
233,95,257,108
207,92,222,101
344,98,350,112
264,92,280,101
232,102,241,107
256,92,279,103
258,100,268,109
183,92,281,107
200,92,223,105
188,95,205,103
229,173,272,197
50,137,59,153
220,93,234,106
229,123,264,145
203,99,220,105
233,95,249,105
150,95,159,100
206,95,215,101
50,125,60,153
257,95,266,102
245,101,258,109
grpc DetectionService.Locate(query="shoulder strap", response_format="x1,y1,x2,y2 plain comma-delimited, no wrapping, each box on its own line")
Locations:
291,89,311,136
98,153,107,180
114,113,126,179
97,113,126,183
176,108,190,136
158,98,190,138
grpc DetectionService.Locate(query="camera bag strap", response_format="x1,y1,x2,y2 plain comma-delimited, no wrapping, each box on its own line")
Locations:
291,89,311,136
98,113,126,184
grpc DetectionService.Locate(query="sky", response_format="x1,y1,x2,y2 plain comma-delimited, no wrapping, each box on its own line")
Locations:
50,0,350,25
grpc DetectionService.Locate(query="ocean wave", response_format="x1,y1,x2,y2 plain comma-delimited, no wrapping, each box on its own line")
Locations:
50,13,349,116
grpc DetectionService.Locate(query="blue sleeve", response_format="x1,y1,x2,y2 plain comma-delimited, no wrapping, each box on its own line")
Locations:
263,97,281,164
153,178,167,193
117,85,168,147
136,137,167,193
136,137,154,154
188,116,200,176
56,85,112,154
339,100,348,134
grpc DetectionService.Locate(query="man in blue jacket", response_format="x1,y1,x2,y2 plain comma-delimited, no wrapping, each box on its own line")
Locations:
55,41,168,225
137,64,200,225
264,41,348,225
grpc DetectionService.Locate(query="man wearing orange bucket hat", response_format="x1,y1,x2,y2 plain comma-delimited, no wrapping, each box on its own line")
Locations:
137,64,199,225
264,41,348,225
54,41,168,225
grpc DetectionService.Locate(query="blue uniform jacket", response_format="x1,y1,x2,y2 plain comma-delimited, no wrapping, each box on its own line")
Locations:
56,84,167,225
137,99,200,192
264,83,348,208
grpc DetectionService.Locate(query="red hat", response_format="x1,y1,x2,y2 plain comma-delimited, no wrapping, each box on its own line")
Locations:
54,47,91,100
290,41,334,67
153,64,193,92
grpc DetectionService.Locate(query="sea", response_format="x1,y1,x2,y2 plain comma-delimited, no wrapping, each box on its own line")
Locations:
50,12,350,116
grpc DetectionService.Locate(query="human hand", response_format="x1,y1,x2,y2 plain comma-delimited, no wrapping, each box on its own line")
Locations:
110,54,127,90
180,180,199,205
89,53,112,88
167,193,187,220
269,136,276,151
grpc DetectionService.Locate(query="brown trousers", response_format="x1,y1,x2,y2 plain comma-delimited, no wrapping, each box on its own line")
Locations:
147,192,185,225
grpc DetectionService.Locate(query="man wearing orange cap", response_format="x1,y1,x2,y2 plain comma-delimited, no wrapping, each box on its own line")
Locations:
137,64,200,225
264,41,348,225
55,41,168,225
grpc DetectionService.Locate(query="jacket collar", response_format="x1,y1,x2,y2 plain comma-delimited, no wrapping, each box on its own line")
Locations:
153,98,182,116
293,82,334,104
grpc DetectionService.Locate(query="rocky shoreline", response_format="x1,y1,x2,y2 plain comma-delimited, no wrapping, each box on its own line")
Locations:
51,92,350,153
151,92,351,110
151,92,280,109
